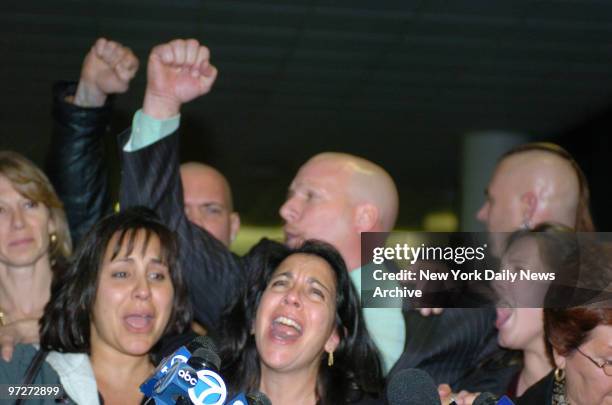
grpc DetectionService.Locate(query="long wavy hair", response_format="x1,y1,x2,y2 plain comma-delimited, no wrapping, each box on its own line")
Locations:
216,239,383,404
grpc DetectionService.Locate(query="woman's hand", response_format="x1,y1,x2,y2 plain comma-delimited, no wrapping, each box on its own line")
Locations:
0,318,40,362
438,383,480,405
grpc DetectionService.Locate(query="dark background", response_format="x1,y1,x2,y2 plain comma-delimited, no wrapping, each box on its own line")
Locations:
2,0,611,229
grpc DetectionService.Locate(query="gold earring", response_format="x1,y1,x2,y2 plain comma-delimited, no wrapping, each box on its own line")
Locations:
50,233,57,244
327,351,334,367
554,367,565,382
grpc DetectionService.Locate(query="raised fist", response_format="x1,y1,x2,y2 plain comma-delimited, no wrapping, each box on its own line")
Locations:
74,38,139,107
143,39,218,118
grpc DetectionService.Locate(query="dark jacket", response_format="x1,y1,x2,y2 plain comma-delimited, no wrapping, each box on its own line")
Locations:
514,371,554,405
388,308,517,394
47,81,112,247
118,128,245,331
47,81,240,334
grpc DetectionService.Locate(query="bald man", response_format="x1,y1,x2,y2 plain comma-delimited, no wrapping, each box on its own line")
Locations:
478,143,594,231
281,152,399,269
477,143,594,253
118,39,405,371
181,162,240,247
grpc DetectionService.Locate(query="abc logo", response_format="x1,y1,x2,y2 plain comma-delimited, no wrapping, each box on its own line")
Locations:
188,369,227,405
178,369,198,386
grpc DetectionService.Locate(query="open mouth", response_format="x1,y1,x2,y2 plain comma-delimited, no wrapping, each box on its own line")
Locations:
124,314,154,332
270,315,303,342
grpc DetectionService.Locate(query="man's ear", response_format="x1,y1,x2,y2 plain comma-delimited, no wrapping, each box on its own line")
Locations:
229,212,241,244
520,191,537,226
354,203,379,232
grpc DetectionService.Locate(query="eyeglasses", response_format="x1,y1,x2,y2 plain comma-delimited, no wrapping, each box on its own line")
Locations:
576,347,612,377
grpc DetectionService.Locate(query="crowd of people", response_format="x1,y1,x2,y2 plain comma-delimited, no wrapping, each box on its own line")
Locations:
0,37,610,405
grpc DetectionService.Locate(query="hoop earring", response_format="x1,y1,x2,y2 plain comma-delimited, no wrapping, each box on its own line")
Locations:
327,351,334,367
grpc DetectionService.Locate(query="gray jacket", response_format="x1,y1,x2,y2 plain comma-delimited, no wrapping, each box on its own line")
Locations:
0,345,100,405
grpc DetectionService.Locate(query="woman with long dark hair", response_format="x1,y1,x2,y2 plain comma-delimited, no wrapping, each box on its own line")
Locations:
217,240,383,405
0,207,191,404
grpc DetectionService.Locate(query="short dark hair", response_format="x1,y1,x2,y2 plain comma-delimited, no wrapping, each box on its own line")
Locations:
40,206,192,352
216,239,383,404
500,142,595,232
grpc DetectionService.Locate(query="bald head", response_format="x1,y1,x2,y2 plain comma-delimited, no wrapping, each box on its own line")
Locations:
180,162,240,246
309,153,399,231
280,152,398,270
477,147,584,234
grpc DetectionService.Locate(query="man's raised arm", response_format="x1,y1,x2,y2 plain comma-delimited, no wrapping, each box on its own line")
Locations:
118,39,243,330
48,38,138,245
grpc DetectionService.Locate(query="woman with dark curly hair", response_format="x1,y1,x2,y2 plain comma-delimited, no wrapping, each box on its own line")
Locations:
216,239,383,405
0,207,191,404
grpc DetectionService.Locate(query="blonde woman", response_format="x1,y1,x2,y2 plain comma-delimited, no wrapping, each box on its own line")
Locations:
0,151,72,359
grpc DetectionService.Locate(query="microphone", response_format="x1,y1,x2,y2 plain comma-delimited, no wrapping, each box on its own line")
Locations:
473,392,515,405
386,368,441,405
184,347,225,405
151,345,227,405
141,335,212,397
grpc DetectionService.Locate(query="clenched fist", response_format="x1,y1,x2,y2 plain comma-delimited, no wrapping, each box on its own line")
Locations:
143,39,218,119
74,37,139,107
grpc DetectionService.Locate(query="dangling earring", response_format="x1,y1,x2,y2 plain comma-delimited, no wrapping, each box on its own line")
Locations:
552,368,568,405
50,233,57,244
554,367,565,382
327,351,334,367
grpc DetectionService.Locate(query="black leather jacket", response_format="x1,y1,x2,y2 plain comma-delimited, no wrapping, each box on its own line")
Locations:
46,81,112,246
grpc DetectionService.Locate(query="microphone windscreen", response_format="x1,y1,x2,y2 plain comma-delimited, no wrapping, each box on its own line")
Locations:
386,368,441,405
192,335,218,352
473,392,497,405
247,391,272,405
190,347,221,370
